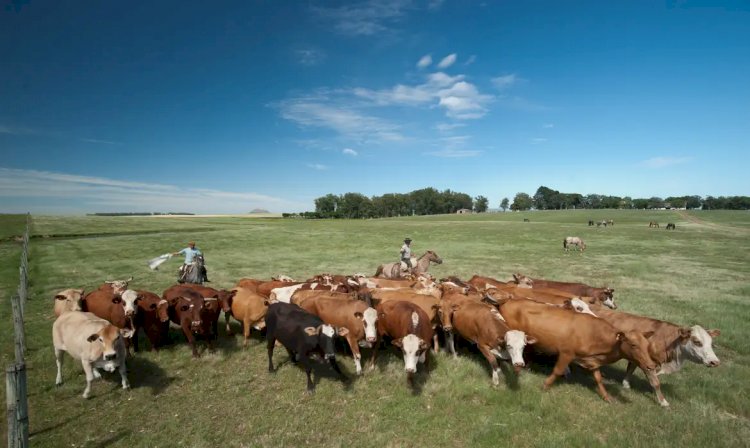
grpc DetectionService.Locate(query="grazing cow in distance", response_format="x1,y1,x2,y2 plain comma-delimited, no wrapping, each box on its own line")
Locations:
265,302,348,394
666,223,676,230
563,236,586,252
373,301,434,383
649,221,660,228
523,218,530,222
497,299,657,402
53,288,85,317
133,290,169,352
590,306,720,407
53,311,131,398
588,220,594,226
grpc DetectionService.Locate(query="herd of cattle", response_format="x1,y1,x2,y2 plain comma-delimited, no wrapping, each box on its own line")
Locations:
51,271,720,407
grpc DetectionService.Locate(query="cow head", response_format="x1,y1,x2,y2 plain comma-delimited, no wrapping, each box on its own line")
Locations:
304,324,347,360
617,331,658,372
153,299,170,322
678,326,721,367
512,273,533,288
355,308,378,343
175,296,205,332
502,330,535,373
392,334,429,374
563,298,598,317
104,277,133,296
54,288,85,314
86,324,130,364
216,289,236,313
117,290,141,317
598,288,616,309
437,302,460,332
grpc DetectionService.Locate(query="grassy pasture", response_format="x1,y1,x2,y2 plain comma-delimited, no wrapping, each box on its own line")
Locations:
1,210,749,447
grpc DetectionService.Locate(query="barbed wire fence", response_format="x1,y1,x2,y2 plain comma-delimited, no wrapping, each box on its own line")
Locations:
7,212,30,448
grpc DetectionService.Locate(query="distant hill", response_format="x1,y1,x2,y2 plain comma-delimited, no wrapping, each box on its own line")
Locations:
249,209,270,214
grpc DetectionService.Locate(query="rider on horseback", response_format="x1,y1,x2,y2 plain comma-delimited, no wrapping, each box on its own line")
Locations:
173,241,209,283
400,238,413,274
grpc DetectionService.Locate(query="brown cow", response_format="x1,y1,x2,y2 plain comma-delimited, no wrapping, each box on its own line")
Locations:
235,278,263,292
512,274,616,309
53,288,85,316
497,299,657,402
440,301,531,385
174,283,235,314
373,301,434,383
590,306,721,407
163,288,210,358
133,290,169,352
299,297,378,375
225,287,269,346
366,289,440,352
81,288,141,355
465,275,512,291
290,289,355,306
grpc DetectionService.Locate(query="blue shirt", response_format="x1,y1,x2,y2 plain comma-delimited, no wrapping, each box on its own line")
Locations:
179,247,202,264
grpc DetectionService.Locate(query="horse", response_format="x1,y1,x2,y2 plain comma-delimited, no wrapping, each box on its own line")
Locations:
563,236,586,253
607,219,614,226
597,220,607,227
179,254,207,285
374,250,443,279
666,223,676,230
588,220,594,226
649,221,660,228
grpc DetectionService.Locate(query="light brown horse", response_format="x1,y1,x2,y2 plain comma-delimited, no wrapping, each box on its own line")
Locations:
374,250,443,279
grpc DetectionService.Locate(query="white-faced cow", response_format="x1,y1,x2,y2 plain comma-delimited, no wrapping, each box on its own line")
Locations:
373,301,434,384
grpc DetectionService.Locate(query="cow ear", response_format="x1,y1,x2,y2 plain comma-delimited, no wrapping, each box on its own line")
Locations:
303,327,318,336
354,311,363,319
87,334,99,342
615,332,625,341
263,300,271,306
431,304,440,311
112,296,122,304
418,340,429,350
525,336,537,345
678,327,692,339
643,331,655,339
337,327,349,337
126,276,133,282
54,295,66,301
707,329,721,338
391,338,403,348
120,328,134,339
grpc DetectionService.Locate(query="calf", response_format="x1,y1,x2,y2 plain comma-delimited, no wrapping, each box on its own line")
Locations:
53,311,131,398
591,306,720,407
374,301,434,382
299,297,378,375
53,288,85,316
163,288,208,358
512,274,616,309
265,302,347,393
441,300,532,385
225,287,269,346
498,299,657,402
133,290,169,352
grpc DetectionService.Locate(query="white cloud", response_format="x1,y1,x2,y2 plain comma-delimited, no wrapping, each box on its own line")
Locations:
425,148,482,158
437,53,457,69
296,48,326,66
313,0,413,36
307,163,328,170
640,156,693,169
342,148,358,156
417,54,432,69
464,55,476,66
492,74,519,90
0,167,308,213
434,122,466,132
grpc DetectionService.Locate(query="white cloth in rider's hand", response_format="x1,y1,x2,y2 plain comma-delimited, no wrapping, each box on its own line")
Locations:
147,253,172,270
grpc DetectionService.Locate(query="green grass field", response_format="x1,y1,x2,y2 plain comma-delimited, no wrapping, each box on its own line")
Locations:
1,210,749,447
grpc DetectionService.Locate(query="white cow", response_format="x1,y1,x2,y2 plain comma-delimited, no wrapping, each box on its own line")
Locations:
53,311,132,398
53,288,85,317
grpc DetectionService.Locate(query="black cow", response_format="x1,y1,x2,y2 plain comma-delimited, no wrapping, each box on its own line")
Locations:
265,302,348,393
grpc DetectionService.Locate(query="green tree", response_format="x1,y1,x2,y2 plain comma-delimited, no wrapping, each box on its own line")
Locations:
511,192,533,211
500,197,509,211
314,194,339,218
473,195,489,213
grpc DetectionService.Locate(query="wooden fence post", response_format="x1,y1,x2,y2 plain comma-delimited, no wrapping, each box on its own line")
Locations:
10,294,26,364
6,363,29,448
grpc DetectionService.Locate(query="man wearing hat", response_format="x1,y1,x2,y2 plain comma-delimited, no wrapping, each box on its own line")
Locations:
172,241,209,282
400,238,413,274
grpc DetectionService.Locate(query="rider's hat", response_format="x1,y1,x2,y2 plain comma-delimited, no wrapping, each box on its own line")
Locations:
404,237,412,243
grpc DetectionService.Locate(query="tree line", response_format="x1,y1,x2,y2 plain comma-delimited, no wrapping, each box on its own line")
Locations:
503,186,750,211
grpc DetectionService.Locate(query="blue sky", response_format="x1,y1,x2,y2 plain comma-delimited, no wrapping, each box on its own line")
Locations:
1,0,748,213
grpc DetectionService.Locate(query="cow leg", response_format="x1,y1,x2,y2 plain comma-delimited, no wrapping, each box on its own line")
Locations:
225,312,234,335
119,359,130,390
446,331,457,358
367,342,378,372
644,369,669,407
543,353,574,391
81,361,95,399
55,348,64,386
300,355,315,394
622,361,637,389
592,369,612,403
266,337,276,372
133,327,141,353
432,329,439,354
182,323,199,358
347,336,363,375
478,345,501,386
92,368,102,379
242,317,253,347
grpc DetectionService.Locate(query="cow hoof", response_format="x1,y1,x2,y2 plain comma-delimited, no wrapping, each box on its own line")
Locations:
306,389,315,395
82,393,90,399
660,400,671,408
622,380,631,389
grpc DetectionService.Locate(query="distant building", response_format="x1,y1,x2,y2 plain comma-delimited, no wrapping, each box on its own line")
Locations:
456,208,473,214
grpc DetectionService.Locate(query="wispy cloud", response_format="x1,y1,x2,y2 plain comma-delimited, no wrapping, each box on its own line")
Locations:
307,163,328,170
542,123,554,128
434,122,466,132
464,55,476,66
0,125,38,135
342,148,358,156
312,0,413,36
425,148,482,158
295,48,326,66
437,53,457,69
80,138,121,145
492,74,519,90
640,156,693,169
0,167,308,213
417,54,432,69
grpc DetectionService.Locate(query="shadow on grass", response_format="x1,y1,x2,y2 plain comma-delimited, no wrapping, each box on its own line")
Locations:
91,430,130,448
128,356,175,396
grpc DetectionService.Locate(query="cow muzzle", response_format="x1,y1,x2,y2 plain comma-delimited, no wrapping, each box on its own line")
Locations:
366,337,376,343
707,360,720,367
324,354,336,361
104,353,116,361
405,367,416,374
191,321,201,329
443,325,452,332
513,362,524,373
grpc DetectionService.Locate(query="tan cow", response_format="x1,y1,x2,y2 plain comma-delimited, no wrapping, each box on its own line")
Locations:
225,287,269,346
498,299,657,402
290,289,355,306
53,311,132,398
512,274,616,309
53,288,85,316
299,297,378,375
